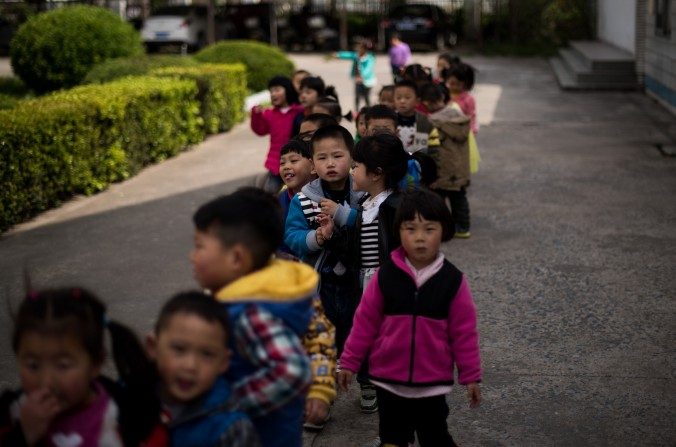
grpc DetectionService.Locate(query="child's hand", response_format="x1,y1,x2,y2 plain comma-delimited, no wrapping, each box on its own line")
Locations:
305,398,330,424
252,105,264,114
466,382,481,408
336,370,353,392
320,199,339,217
20,388,62,445
317,213,334,236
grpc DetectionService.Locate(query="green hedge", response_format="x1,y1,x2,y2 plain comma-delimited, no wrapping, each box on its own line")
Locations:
10,5,143,93
194,40,294,92
85,55,200,84
151,63,247,134
0,76,203,232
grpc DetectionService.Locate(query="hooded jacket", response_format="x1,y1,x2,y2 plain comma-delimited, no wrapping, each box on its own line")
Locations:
340,247,482,387
215,259,317,447
428,105,471,191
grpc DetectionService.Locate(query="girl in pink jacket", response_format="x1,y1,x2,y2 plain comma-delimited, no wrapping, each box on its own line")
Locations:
338,189,482,447
251,75,304,192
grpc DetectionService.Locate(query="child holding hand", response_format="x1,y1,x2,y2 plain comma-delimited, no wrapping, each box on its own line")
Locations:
337,189,482,447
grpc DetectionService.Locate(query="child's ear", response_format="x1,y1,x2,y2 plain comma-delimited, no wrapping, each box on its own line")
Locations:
145,332,158,360
310,160,317,175
231,244,254,274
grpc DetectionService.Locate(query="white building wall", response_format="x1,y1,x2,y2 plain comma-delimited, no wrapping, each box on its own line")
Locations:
598,0,638,53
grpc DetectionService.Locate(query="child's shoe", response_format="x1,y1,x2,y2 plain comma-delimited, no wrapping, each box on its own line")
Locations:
303,406,331,431
360,384,378,413
455,230,471,239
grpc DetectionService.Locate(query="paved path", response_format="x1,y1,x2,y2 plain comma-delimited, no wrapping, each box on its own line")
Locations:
1,54,675,446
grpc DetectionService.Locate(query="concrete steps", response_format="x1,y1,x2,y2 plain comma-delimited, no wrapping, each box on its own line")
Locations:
549,40,638,90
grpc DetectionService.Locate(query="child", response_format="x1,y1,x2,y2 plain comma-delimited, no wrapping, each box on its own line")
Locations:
191,188,316,447
402,64,433,115
393,80,437,154
436,53,460,83
420,83,472,238
292,69,311,93
445,62,478,135
298,113,339,143
388,32,411,83
313,94,352,124
284,125,364,354
148,291,260,447
337,189,482,447
355,106,369,143
0,287,165,447
293,76,337,135
365,104,398,136
378,85,395,110
276,140,338,431
335,41,377,111
251,76,305,192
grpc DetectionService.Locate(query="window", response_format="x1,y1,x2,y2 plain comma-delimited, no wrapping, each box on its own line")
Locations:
655,0,671,37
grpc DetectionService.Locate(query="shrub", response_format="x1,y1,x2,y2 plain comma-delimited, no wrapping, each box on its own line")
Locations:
85,54,200,84
0,76,202,232
152,63,247,133
194,40,294,92
10,5,143,93
0,76,32,109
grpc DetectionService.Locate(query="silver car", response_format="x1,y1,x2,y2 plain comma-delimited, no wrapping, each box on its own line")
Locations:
141,5,208,53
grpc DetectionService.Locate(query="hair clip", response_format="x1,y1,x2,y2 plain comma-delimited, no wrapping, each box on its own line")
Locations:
72,288,81,299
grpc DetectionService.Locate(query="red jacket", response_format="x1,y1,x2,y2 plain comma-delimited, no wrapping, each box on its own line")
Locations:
250,104,304,175
340,247,482,386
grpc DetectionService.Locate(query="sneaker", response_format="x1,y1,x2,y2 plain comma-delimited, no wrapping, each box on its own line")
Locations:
303,407,331,431
360,385,378,413
455,230,471,239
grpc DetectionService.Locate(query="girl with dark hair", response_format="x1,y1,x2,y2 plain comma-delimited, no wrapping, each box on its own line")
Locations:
293,76,339,135
338,189,482,447
436,53,461,83
0,287,165,447
445,62,478,134
251,75,305,193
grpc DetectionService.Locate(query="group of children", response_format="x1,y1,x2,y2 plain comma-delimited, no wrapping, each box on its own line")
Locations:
0,53,482,447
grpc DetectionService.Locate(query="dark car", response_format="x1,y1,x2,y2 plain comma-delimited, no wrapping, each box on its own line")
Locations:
216,3,272,42
382,4,455,50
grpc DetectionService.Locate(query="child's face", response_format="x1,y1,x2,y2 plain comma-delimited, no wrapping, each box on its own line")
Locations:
190,229,244,292
357,115,367,136
311,137,351,190
394,86,418,116
17,332,100,413
280,151,314,193
299,87,319,109
298,121,319,142
269,86,288,107
351,161,379,193
366,118,397,136
150,313,230,404
293,72,309,92
399,213,443,268
422,99,446,114
437,58,451,75
446,76,464,95
379,91,395,109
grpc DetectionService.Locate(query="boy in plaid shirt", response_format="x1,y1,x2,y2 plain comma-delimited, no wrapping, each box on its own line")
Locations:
191,187,317,447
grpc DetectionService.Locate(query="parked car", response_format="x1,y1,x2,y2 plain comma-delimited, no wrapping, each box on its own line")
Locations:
216,3,272,42
382,4,456,51
141,5,208,53
279,7,339,51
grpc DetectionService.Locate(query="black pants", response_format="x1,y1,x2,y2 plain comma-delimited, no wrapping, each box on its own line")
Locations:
434,188,470,233
355,82,371,111
376,387,457,447
320,275,357,355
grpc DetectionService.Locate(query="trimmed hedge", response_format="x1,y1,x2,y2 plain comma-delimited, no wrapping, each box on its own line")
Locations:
85,55,200,85
152,63,247,134
194,40,294,92
10,5,143,93
0,76,203,232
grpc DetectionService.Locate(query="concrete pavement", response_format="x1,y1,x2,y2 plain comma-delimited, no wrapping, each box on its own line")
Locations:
1,53,675,446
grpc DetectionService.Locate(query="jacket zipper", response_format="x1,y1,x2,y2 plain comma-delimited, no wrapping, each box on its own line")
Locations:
408,290,418,384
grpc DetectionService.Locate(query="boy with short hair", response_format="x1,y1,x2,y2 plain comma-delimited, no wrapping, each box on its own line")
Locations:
284,125,364,354
394,80,439,154
148,291,260,447
365,104,398,136
190,188,317,447
378,85,395,110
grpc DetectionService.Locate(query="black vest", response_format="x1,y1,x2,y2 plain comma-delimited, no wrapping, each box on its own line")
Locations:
378,258,463,319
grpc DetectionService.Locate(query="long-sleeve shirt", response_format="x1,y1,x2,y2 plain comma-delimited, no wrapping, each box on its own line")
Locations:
452,91,478,134
389,42,411,68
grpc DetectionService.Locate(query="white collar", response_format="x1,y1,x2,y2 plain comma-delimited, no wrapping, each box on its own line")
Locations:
362,190,392,224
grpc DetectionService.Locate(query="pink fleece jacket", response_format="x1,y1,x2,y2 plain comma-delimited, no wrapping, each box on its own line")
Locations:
453,91,478,134
340,247,482,386
250,103,304,175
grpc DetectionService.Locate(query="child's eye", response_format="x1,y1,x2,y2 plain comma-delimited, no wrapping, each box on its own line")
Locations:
201,350,216,359
170,343,187,354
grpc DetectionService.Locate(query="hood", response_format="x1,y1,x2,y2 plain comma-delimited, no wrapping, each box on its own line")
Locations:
301,177,365,208
429,106,470,137
215,258,318,303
